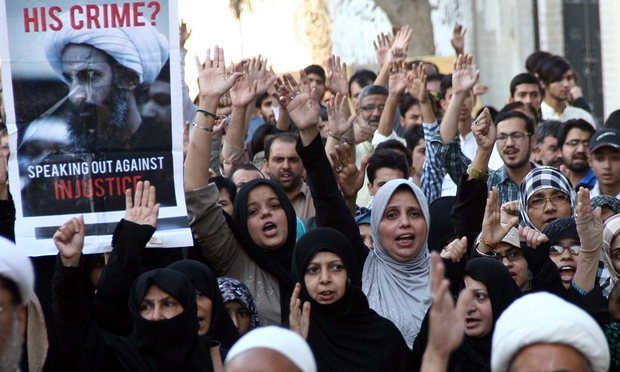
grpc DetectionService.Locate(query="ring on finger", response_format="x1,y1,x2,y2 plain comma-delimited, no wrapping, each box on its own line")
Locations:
335,165,343,173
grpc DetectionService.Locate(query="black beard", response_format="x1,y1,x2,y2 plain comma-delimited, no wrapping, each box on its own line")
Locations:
68,87,129,151
566,161,589,173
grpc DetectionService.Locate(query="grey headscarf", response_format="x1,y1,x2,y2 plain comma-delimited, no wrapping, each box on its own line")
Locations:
362,179,431,348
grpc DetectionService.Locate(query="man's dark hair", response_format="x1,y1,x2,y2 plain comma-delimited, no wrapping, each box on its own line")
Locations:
250,123,276,158
304,64,326,83
509,73,541,97
366,149,409,184
536,55,571,85
0,275,21,306
404,125,425,151
212,176,237,202
230,163,264,179
376,140,412,169
558,119,595,147
439,74,453,101
536,120,563,145
264,132,299,159
495,111,535,135
348,69,377,97
498,101,539,123
398,95,421,118
255,92,271,109
525,50,552,74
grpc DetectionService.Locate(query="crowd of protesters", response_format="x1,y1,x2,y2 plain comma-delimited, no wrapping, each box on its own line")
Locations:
2,19,620,372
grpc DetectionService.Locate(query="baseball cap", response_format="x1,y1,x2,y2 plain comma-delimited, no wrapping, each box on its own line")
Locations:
589,128,620,152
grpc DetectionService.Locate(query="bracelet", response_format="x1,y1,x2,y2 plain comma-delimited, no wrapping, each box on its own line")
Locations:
467,165,489,183
193,122,213,132
571,282,589,296
197,109,218,120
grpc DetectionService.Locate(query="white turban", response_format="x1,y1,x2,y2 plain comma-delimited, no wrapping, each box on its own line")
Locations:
44,8,168,85
0,237,34,305
492,292,610,372
225,326,316,372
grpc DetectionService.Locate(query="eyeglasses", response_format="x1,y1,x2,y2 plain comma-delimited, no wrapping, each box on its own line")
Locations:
496,132,530,142
563,139,590,148
491,248,523,261
360,105,385,113
549,244,580,256
527,193,570,209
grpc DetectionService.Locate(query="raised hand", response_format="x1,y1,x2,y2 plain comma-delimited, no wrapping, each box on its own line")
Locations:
289,283,311,339
479,188,518,252
230,59,259,107
518,226,548,249
407,63,428,103
373,32,392,67
195,46,243,100
391,25,413,54
125,180,160,228
326,55,349,96
471,107,496,152
451,53,479,95
179,19,191,50
500,200,520,225
450,24,466,55
353,118,375,144
425,252,473,363
327,93,351,136
440,237,468,263
53,216,85,267
329,143,368,199
388,61,409,96
247,55,277,97
575,187,603,254
282,72,320,132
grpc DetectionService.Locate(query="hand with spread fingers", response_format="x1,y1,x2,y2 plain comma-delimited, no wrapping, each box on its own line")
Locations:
247,55,277,98
388,61,409,96
407,62,428,103
329,143,368,200
195,46,243,100
289,283,311,340
283,71,321,132
53,215,85,267
125,180,160,228
374,32,393,67
327,93,352,137
230,59,258,108
451,53,479,95
326,55,349,96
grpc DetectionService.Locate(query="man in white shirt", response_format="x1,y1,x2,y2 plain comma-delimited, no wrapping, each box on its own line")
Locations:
538,55,597,128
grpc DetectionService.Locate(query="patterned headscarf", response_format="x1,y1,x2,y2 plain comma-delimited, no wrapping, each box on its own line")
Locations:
602,214,620,291
592,195,620,215
519,167,576,231
217,277,260,331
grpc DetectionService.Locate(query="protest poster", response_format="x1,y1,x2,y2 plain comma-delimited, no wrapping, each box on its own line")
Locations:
0,0,192,255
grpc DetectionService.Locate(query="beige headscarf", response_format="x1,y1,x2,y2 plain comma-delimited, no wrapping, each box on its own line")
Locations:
602,214,620,290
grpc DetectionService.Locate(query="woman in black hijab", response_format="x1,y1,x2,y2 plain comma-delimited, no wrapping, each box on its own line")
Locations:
290,227,411,372
411,257,520,372
232,178,297,324
167,260,240,349
53,265,214,371
452,258,521,372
